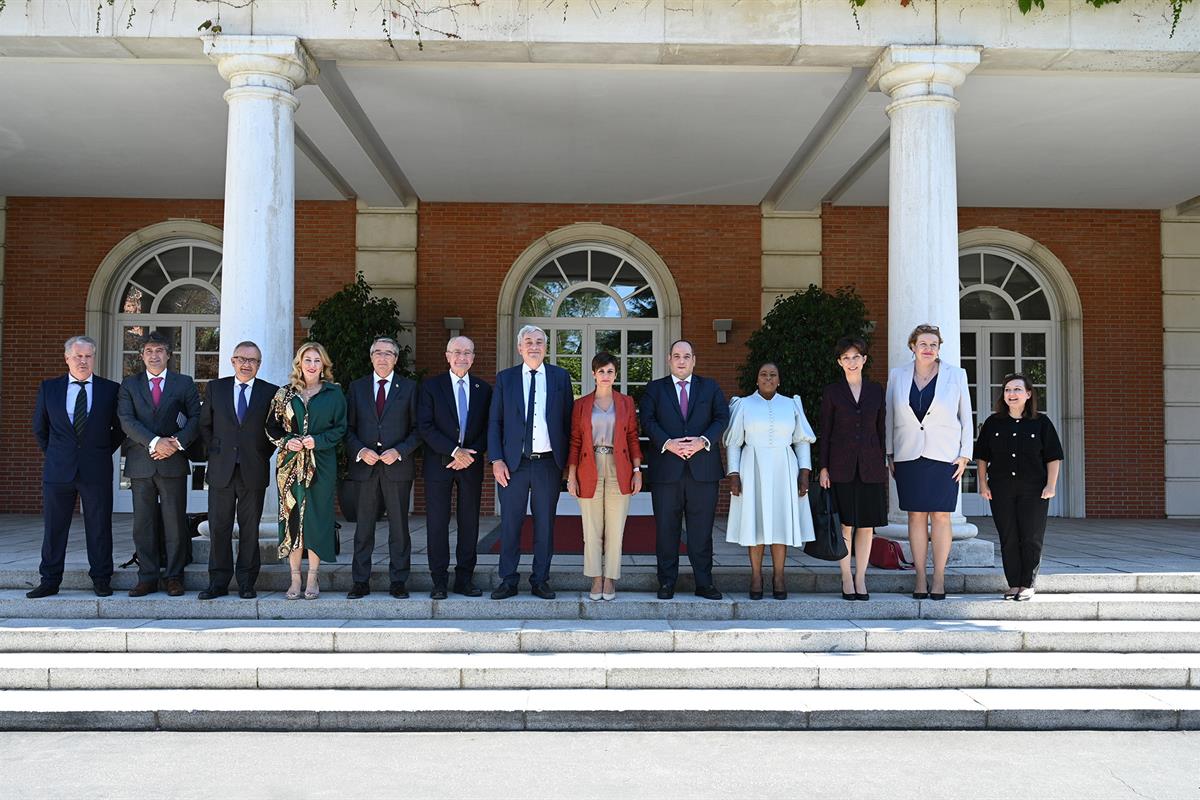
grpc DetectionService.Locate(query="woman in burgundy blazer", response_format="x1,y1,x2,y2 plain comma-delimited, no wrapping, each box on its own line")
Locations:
818,336,888,601
567,353,644,601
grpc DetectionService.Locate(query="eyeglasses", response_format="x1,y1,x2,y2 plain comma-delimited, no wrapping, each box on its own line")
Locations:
232,356,260,365
447,350,474,357
371,350,399,358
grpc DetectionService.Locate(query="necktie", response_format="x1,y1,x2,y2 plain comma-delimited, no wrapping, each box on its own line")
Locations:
376,378,387,417
524,369,536,456
73,381,88,437
237,383,248,425
678,380,689,419
457,378,469,445
150,376,163,409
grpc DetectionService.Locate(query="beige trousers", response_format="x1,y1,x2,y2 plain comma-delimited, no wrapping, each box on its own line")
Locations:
579,451,631,579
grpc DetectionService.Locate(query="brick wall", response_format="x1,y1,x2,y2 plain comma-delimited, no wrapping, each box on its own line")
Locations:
822,205,1164,518
0,197,356,514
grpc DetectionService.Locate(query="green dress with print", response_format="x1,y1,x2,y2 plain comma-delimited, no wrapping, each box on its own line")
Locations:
266,381,347,563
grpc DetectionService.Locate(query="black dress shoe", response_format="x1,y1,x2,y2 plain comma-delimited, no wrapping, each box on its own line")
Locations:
855,593,870,601
772,589,788,600
841,591,856,601
912,591,930,600
128,581,158,598
25,584,58,599
198,588,228,600
656,584,675,600
453,582,483,598
929,592,946,601
749,590,763,600
390,583,410,599
346,582,371,599
694,585,723,601
92,582,113,598
530,583,556,600
490,583,518,600
430,586,448,600
238,588,257,600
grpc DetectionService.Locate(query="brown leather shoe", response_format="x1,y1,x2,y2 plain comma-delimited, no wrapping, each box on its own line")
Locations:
128,581,158,598
165,578,185,597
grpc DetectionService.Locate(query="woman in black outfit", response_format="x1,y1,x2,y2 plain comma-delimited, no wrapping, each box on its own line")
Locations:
974,373,1063,601
818,337,888,601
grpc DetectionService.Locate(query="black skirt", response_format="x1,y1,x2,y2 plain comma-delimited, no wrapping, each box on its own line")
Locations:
831,468,888,528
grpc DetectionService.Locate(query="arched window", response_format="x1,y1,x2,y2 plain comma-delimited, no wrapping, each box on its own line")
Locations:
517,245,663,400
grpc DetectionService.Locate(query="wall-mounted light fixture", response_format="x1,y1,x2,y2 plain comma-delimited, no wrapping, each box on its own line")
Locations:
443,316,465,338
712,318,733,344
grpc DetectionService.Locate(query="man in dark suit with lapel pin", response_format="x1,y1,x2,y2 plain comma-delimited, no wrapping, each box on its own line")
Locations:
417,335,492,600
197,340,280,600
117,330,202,597
639,339,729,600
345,336,422,600
27,335,125,598
487,325,573,600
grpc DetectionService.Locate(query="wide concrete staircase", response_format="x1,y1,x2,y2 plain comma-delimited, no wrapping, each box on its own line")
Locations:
1,568,1198,731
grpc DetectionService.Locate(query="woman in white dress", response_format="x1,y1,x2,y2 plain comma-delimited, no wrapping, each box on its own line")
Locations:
725,362,816,600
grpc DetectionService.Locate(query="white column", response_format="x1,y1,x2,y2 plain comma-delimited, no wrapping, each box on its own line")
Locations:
869,45,988,556
205,35,317,387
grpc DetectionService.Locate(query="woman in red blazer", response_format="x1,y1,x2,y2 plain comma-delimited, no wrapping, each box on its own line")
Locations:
567,352,644,601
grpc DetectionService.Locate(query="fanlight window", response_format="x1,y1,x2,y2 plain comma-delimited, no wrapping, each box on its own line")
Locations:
119,244,222,315
520,248,659,319
959,252,1051,321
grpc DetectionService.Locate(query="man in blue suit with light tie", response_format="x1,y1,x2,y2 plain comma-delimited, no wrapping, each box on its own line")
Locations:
28,335,125,598
488,325,573,599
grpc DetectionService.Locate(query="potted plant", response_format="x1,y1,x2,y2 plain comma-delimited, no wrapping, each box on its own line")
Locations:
305,271,415,521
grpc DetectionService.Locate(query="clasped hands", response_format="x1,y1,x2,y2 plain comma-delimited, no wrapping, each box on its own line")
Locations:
151,437,183,460
448,448,477,470
665,437,705,460
357,446,400,464
286,436,317,453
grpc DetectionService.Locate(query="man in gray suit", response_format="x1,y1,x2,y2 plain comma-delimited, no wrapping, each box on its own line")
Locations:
345,337,422,599
117,330,202,597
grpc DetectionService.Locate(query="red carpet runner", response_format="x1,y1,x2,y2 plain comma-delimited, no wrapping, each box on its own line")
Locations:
488,516,685,555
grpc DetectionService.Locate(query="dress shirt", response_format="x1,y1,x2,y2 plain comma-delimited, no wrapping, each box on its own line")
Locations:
663,374,710,452
234,378,255,415
373,371,395,400
450,370,471,454
65,375,93,422
522,363,552,453
146,369,169,454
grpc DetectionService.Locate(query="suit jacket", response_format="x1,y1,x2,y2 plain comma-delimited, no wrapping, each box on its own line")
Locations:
568,391,644,498
638,374,728,484
487,361,573,470
885,362,974,463
33,375,125,485
199,376,280,490
346,372,422,482
117,371,202,479
818,378,888,484
417,372,492,481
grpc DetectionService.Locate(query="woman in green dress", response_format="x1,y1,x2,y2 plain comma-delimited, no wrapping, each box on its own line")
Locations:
267,342,347,600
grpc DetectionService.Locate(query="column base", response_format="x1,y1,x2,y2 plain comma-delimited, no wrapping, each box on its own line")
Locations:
875,526,995,567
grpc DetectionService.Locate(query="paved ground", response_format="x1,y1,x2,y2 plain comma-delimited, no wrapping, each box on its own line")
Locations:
0,513,1197,576
1,730,1196,798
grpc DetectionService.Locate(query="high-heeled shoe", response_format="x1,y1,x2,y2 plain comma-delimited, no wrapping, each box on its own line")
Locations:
285,570,302,600
841,591,856,601
929,591,946,601
749,575,763,600
855,592,870,601
772,579,787,600
912,591,930,600
304,568,320,600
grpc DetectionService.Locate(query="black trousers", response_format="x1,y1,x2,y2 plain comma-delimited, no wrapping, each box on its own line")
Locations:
650,475,719,588
206,465,266,592
352,472,412,585
991,482,1050,588
40,479,114,586
130,474,189,581
424,464,483,588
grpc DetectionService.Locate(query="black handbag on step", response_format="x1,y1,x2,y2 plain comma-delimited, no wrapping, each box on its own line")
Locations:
803,483,848,561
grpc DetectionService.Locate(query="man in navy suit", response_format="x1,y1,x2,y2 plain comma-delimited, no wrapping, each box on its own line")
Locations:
198,341,280,600
345,337,423,600
638,339,729,600
417,336,492,599
488,325,573,599
117,330,202,597
28,336,125,598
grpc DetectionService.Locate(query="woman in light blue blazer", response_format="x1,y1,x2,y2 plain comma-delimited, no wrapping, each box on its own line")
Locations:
885,324,974,600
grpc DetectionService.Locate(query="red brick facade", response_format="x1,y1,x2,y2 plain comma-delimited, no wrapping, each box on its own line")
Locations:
0,197,356,514
822,205,1165,518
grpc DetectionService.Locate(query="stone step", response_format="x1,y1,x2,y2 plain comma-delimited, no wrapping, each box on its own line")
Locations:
0,687,1196,731
4,617,1200,653
2,589,1199,622
2,650,1196,691
3,567,1196,595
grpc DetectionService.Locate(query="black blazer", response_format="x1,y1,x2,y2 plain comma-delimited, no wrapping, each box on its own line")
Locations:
345,373,422,482
818,378,888,484
638,374,728,484
417,372,492,481
32,375,125,485
200,376,280,490
117,371,202,479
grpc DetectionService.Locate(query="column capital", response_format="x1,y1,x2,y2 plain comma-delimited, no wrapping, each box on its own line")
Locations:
203,35,318,92
868,45,981,103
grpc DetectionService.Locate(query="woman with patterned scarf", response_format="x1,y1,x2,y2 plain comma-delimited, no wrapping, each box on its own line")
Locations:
267,342,347,600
